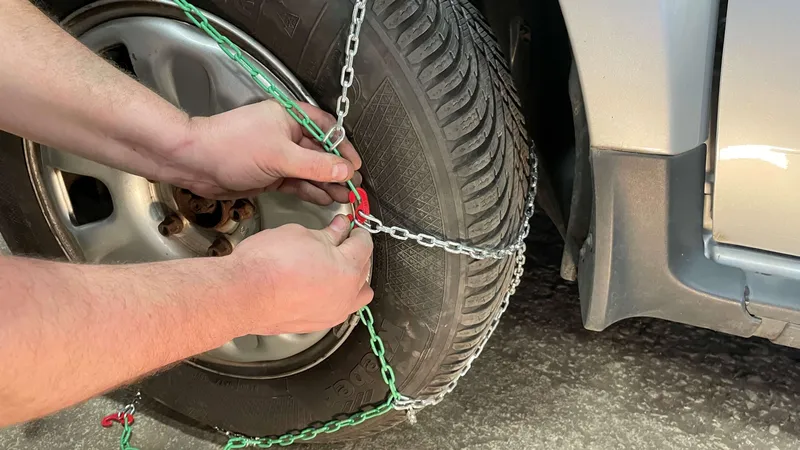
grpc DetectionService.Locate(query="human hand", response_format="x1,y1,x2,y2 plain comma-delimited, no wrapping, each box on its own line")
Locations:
227,215,374,335
163,100,362,204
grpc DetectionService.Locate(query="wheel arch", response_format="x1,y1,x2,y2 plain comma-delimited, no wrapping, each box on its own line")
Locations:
468,0,577,239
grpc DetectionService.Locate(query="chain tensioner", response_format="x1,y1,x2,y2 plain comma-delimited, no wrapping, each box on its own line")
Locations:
101,0,539,448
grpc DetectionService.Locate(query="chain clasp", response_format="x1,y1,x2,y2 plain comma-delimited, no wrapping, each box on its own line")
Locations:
348,187,370,225
101,411,134,427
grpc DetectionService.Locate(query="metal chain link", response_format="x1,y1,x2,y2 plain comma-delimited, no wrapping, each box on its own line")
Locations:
219,307,399,449
222,401,395,449
329,0,367,140
393,148,537,413
101,391,141,450
105,1,543,448
170,1,401,446
172,0,361,203
355,148,537,261
118,409,137,450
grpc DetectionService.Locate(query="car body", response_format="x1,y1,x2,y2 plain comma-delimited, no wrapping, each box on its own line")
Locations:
473,0,800,348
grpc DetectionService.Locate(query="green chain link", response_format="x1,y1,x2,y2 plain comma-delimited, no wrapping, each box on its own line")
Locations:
215,307,401,448
215,302,402,448
222,400,394,449
101,1,400,447
165,1,398,448
120,418,138,450
172,0,360,203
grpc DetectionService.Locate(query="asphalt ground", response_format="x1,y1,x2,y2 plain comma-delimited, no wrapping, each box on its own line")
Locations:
3,214,800,449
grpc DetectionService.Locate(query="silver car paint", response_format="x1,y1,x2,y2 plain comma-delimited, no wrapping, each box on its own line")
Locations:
712,0,800,258
561,0,800,347
558,0,718,155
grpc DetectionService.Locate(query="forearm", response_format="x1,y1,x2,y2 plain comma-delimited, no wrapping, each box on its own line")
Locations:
0,255,243,426
0,0,189,182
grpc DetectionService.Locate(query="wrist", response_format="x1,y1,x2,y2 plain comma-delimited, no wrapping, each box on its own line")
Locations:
200,253,265,338
145,113,195,183
218,249,282,336
127,256,245,351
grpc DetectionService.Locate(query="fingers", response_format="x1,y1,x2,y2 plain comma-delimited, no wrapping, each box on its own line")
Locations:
204,174,363,205
297,102,362,170
353,252,374,309
339,227,373,266
320,214,351,246
175,183,268,201
297,138,364,186
278,178,362,205
279,179,334,205
359,253,371,287
351,171,363,187
297,136,324,152
329,136,361,171
311,181,351,204
355,284,375,308
279,142,355,183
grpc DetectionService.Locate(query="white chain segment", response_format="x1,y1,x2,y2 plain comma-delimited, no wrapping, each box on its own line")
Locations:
384,149,538,416
175,0,538,432
325,0,367,146
325,0,541,417
107,0,537,445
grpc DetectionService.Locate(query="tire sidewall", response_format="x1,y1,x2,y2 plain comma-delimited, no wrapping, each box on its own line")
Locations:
5,0,470,438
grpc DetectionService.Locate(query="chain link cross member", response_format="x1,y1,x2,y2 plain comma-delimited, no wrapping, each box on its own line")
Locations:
101,0,539,448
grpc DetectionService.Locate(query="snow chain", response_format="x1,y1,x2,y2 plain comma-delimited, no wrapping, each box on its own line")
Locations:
100,0,539,448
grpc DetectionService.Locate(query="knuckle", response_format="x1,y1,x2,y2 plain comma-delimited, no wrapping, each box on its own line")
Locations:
312,154,333,177
332,295,354,315
363,287,375,302
343,263,361,279
356,230,374,252
281,223,303,232
281,223,309,237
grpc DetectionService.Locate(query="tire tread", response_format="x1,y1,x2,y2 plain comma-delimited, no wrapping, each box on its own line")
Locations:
373,0,528,417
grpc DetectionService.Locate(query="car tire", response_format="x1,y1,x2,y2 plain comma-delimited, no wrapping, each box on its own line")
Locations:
1,0,530,440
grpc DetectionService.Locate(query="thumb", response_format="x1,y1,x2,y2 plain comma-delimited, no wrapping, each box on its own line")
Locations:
321,215,351,246
279,144,354,183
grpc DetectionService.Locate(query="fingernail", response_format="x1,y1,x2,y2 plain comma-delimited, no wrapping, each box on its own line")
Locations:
333,163,349,181
330,215,347,232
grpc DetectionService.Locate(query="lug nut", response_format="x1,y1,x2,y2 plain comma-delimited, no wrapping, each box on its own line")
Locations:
207,237,233,257
158,213,184,237
231,199,256,221
190,197,218,214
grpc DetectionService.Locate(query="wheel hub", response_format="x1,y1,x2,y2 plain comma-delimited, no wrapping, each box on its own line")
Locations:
24,1,359,379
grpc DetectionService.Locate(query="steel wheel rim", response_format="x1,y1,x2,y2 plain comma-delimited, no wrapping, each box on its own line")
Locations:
24,0,359,379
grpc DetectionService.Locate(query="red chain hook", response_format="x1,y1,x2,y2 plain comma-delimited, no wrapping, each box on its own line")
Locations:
348,187,370,225
101,411,135,427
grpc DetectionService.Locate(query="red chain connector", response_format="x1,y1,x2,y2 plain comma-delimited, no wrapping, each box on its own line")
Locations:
348,187,370,225
101,411,135,427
